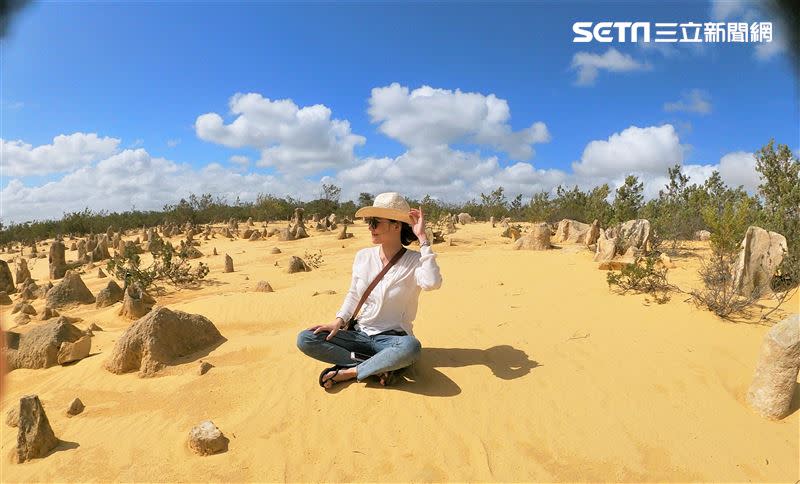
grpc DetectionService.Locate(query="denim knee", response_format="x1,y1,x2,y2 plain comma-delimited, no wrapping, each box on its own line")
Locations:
296,329,319,352
401,336,422,362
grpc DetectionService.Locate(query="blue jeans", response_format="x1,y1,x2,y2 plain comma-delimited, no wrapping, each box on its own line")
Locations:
296,328,422,381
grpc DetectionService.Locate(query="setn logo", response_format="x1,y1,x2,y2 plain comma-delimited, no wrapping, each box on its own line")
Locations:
573,22,651,43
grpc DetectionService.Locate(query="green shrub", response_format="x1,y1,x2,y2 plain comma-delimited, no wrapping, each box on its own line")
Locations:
106,238,209,292
606,255,673,304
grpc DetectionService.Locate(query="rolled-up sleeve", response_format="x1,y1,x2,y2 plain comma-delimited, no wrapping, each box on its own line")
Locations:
336,253,362,322
414,245,443,291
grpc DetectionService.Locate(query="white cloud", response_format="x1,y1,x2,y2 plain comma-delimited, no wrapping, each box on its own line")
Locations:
195,93,365,175
1,133,120,177
718,151,759,192
710,0,751,22
0,121,764,224
572,124,686,179
710,0,788,61
367,83,550,160
570,48,650,86
229,155,250,167
1,148,318,224
664,89,712,115
166,138,181,148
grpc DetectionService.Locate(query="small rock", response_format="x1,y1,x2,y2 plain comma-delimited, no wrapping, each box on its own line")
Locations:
269,247,281,254
224,254,234,273
6,407,19,427
14,313,31,326
89,323,103,332
188,420,229,456
199,361,213,375
287,256,312,274
66,398,84,417
255,281,273,293
12,301,36,316
57,335,92,365
312,290,337,296
97,268,106,278
40,306,59,320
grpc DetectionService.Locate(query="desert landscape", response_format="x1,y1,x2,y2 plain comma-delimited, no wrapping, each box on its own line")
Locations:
0,217,797,482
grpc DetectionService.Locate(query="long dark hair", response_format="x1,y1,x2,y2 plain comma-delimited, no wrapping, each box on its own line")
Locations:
400,222,418,246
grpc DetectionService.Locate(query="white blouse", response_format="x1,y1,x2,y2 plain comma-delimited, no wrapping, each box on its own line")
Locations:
336,245,443,336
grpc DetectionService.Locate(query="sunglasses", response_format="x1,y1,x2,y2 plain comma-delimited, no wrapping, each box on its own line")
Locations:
366,217,396,229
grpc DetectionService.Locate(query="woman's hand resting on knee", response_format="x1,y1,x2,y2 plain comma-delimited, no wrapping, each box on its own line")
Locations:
308,317,346,340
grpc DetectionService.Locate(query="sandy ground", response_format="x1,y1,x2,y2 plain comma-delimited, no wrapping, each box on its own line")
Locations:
0,221,798,482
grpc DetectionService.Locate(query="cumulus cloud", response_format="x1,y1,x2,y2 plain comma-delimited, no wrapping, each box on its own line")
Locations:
1,133,120,176
195,93,365,175
1,124,762,225
718,151,759,192
1,148,318,224
572,124,685,179
229,155,250,167
571,48,650,86
710,0,787,61
664,89,712,115
368,83,550,160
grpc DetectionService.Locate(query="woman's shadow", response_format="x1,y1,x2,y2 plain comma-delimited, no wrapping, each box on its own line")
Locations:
366,345,540,396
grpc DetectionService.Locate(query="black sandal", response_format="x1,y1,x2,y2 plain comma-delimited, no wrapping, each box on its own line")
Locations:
319,365,347,388
378,370,396,386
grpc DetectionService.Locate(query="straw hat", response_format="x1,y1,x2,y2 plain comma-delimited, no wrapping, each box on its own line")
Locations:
354,192,413,225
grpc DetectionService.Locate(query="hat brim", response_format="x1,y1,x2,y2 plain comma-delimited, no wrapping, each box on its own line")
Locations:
355,207,412,225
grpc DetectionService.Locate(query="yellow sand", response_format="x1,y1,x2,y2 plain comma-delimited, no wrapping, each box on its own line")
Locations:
1,222,798,482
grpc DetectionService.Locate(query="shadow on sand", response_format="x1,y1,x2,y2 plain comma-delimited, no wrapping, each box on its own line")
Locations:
362,345,540,397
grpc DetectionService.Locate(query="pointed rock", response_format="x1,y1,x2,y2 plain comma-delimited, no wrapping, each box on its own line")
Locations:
46,271,95,308
105,306,224,377
15,395,59,463
0,259,16,294
287,256,312,274
118,283,153,320
15,259,31,286
40,306,59,320
96,280,124,308
255,281,274,292
66,398,85,417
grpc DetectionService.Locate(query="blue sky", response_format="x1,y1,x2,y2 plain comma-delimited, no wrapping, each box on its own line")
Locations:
1,1,797,223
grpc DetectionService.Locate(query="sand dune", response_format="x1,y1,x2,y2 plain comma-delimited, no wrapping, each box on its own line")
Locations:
1,222,797,482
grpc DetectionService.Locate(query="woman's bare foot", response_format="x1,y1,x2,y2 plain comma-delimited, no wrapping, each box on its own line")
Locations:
322,366,357,389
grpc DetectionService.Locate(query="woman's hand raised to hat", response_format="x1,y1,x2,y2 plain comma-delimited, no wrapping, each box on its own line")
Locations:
409,208,427,241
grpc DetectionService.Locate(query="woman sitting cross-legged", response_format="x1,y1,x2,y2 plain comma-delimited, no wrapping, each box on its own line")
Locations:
296,192,443,389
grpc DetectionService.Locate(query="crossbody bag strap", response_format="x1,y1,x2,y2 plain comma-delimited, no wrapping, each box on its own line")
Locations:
344,247,407,329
